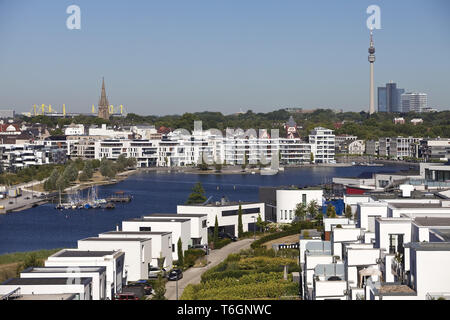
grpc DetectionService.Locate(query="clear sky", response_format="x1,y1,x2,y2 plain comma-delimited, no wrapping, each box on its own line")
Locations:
0,0,449,115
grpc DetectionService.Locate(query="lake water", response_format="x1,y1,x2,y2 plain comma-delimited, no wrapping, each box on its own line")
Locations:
0,165,410,255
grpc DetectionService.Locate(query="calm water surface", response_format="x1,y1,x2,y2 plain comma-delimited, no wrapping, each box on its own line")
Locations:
0,165,410,254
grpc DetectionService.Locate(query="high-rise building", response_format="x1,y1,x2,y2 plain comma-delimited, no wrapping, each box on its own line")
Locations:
97,78,110,120
377,87,387,112
377,82,405,113
401,92,428,113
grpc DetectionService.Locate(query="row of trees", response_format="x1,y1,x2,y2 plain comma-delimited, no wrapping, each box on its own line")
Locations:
44,155,137,191
20,109,450,140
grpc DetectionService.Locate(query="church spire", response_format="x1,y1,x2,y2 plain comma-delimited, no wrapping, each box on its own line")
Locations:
98,77,109,108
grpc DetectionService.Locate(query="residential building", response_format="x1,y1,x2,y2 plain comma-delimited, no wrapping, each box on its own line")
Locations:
401,92,428,113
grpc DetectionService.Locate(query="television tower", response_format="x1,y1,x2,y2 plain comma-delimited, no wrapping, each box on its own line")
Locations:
368,29,376,114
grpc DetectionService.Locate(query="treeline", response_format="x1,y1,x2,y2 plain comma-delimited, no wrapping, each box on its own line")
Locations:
18,108,450,139
44,155,137,191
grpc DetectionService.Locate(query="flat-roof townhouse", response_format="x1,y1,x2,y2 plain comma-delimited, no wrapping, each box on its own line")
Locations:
177,201,265,237
0,277,93,300
77,237,152,283
45,249,124,300
19,266,107,300
98,231,173,269
142,213,208,246
122,217,190,261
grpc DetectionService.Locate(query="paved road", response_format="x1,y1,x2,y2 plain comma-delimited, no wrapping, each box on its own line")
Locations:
165,238,254,300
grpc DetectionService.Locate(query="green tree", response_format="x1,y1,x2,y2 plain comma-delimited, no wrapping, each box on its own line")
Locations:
326,204,337,218
186,182,207,204
238,204,244,237
345,204,353,219
151,273,167,300
213,215,219,244
307,200,318,220
177,238,184,267
44,168,59,191
295,202,307,221
241,153,247,171
310,152,314,164
214,162,222,173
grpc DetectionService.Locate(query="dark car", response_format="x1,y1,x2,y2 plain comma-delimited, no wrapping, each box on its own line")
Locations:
167,268,183,281
114,292,140,300
219,232,238,241
127,280,152,295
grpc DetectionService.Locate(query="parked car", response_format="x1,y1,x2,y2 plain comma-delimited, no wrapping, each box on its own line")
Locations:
168,268,183,281
126,280,153,296
148,267,166,278
130,280,153,295
219,232,238,241
191,244,209,254
114,292,140,300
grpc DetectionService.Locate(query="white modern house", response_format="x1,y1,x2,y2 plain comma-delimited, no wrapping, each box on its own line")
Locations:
98,231,173,269
275,188,323,223
0,277,93,300
302,241,333,300
177,201,265,237
142,213,208,246
122,217,190,261
19,266,107,300
313,263,347,300
77,237,152,283
44,249,125,300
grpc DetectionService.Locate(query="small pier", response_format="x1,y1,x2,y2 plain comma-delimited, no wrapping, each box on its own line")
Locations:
106,191,132,203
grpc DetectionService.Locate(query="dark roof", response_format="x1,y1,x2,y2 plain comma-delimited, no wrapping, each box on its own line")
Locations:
414,217,450,227
2,277,92,286
389,203,442,209
143,213,207,218
405,242,450,251
101,231,171,236
21,266,106,274
79,237,150,242
127,218,190,223
53,250,117,258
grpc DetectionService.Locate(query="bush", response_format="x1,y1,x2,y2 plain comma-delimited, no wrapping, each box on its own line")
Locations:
184,249,206,268
213,238,231,249
251,221,316,249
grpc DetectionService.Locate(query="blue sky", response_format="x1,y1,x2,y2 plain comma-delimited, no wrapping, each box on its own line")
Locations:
0,0,449,115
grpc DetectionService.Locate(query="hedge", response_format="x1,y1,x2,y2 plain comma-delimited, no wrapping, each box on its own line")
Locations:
250,221,316,249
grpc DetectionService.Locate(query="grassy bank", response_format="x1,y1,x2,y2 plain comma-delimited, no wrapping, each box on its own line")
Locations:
0,248,62,283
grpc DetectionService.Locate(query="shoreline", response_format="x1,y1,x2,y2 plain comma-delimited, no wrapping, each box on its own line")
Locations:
1,161,416,214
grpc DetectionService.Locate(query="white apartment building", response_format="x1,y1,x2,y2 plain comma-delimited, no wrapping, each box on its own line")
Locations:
94,139,158,167
64,124,85,136
309,127,335,164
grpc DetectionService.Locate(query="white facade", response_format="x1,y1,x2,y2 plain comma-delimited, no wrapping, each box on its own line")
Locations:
77,237,152,282
276,189,323,223
177,202,265,237
121,218,190,261
45,249,125,300
0,278,92,300
20,266,106,300
309,127,335,164
98,231,173,269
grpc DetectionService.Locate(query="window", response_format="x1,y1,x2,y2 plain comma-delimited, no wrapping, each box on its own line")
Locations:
202,220,207,228
172,244,175,252
140,227,151,232
289,210,293,220
302,194,307,205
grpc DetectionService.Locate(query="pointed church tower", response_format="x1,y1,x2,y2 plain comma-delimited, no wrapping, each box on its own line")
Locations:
98,77,110,120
